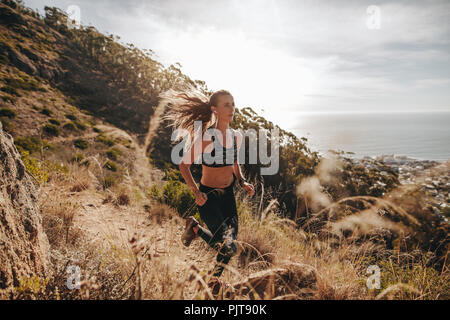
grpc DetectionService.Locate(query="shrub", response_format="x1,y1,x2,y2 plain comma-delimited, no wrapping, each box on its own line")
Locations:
0,107,16,118
147,184,162,202
113,137,132,149
14,136,53,153
163,168,183,181
1,95,17,104
62,122,77,131
32,105,40,111
74,139,88,150
1,86,21,96
5,77,41,91
93,126,102,133
95,134,115,146
65,114,77,121
40,108,52,116
20,151,48,184
73,120,86,131
104,160,117,172
103,175,117,189
106,148,121,161
0,117,15,133
42,124,60,136
48,118,61,125
70,153,85,163
115,193,130,206
162,180,197,217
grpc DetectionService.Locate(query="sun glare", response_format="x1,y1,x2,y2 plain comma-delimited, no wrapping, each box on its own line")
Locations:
159,25,322,128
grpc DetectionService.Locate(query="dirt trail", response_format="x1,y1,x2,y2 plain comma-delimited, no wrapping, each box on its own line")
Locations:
71,185,216,299
62,125,218,299
44,124,307,299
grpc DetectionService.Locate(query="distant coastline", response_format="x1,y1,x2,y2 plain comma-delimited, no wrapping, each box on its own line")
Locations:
353,154,449,223
289,111,450,162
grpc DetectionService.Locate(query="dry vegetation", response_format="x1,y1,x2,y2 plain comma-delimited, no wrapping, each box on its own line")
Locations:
12,153,449,300
1,0,447,300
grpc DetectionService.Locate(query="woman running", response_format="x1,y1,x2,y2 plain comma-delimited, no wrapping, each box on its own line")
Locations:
161,88,255,293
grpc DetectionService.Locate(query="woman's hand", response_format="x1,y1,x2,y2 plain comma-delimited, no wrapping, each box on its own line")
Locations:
242,182,255,197
194,189,208,206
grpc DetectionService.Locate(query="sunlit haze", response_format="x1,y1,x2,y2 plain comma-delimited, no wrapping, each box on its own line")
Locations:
23,0,450,130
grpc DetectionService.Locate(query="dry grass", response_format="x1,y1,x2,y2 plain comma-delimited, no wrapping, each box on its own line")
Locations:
14,151,449,300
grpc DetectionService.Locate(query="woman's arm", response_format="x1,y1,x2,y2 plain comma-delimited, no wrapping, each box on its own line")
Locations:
179,136,204,194
179,134,209,205
233,130,254,197
233,130,244,181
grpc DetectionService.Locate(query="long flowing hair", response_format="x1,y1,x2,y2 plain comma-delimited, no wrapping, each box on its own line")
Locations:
159,87,232,149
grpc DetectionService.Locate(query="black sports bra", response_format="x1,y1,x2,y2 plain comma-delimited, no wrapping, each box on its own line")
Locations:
201,128,238,167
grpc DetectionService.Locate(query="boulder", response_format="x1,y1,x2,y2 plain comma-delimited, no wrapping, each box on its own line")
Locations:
0,122,51,299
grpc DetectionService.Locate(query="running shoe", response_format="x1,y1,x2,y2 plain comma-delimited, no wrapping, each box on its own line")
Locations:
181,216,199,247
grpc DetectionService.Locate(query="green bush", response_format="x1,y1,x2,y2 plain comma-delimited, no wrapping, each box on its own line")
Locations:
1,86,21,96
163,168,183,181
40,108,52,116
20,151,48,184
14,136,53,154
62,122,77,131
103,160,117,172
73,120,87,131
103,175,117,189
19,150,69,185
95,134,115,146
147,184,162,202
65,114,77,121
1,95,17,104
106,148,121,161
70,153,85,163
162,180,197,217
5,77,41,91
0,117,14,133
48,118,60,125
74,138,88,150
93,126,102,133
42,124,60,137
0,107,17,118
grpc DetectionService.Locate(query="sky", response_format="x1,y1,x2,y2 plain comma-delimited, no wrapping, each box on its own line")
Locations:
23,0,450,130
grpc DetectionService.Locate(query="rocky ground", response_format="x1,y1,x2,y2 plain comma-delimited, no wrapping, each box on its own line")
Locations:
356,154,450,223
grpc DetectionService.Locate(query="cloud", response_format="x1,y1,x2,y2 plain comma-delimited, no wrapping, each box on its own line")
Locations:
22,0,450,122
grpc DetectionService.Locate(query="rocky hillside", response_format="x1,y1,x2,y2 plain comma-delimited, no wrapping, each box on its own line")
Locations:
0,121,51,298
0,0,448,300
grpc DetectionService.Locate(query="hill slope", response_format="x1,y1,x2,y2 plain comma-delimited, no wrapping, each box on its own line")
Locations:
0,0,448,300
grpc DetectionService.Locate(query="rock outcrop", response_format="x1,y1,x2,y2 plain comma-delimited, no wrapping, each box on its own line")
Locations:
0,122,51,299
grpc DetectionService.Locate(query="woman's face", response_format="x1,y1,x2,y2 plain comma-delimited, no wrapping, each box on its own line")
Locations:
212,94,235,123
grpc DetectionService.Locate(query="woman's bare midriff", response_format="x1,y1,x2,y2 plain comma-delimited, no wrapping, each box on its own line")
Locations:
200,165,234,188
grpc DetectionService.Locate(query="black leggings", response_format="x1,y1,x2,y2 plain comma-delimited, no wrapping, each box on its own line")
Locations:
196,173,239,277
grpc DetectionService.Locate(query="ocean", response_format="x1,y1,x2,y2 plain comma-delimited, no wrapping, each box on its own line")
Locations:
288,111,450,161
